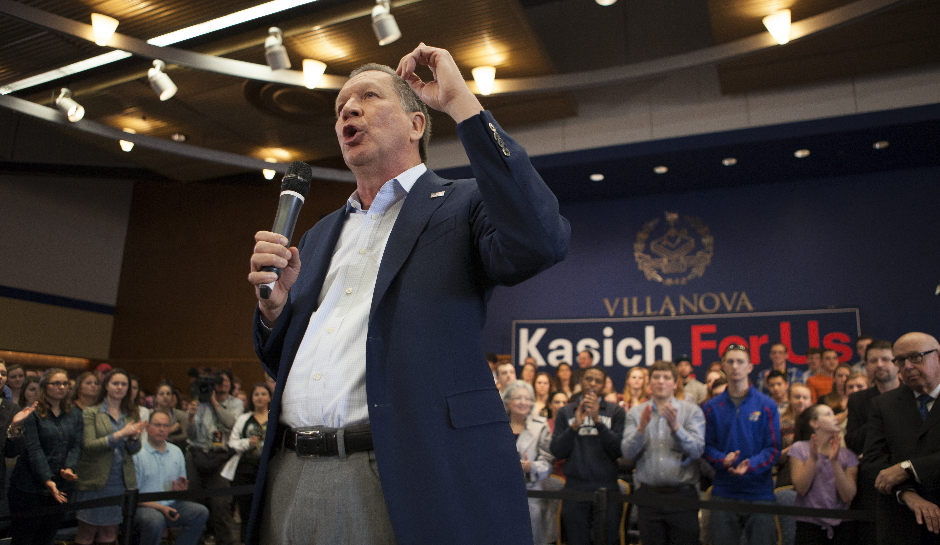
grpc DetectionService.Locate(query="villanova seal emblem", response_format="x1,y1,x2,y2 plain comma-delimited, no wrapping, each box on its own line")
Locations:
634,212,713,286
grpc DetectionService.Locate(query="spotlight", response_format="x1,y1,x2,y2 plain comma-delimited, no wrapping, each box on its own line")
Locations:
303,59,327,89
371,0,401,46
90,14,119,46
265,27,291,70
55,88,84,122
596,0,617,5
763,9,792,45
471,66,496,96
263,158,277,180
119,128,136,152
148,60,178,101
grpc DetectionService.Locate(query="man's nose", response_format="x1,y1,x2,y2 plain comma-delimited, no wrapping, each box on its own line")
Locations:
341,99,361,119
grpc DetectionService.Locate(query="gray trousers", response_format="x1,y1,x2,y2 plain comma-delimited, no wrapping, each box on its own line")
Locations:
261,448,397,545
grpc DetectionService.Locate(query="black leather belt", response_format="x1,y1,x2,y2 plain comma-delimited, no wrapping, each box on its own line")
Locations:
277,423,373,457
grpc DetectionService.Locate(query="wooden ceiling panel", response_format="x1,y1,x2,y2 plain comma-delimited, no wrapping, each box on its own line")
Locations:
712,0,940,94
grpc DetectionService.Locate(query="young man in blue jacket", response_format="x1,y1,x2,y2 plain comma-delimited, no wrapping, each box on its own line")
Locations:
703,344,781,545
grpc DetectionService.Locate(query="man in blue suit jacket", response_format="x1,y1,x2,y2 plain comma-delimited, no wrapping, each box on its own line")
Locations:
247,44,570,545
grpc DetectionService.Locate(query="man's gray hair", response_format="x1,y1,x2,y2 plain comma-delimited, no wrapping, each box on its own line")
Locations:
349,63,431,162
501,380,535,416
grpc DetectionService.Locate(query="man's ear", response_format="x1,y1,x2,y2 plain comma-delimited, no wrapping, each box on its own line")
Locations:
410,111,426,143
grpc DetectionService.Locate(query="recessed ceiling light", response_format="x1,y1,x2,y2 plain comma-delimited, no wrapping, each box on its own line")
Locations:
654,166,668,174
722,158,737,166
171,133,187,142
590,173,604,182
873,141,889,149
794,149,810,158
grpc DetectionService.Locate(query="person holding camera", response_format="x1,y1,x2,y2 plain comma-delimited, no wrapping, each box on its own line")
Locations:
187,369,243,545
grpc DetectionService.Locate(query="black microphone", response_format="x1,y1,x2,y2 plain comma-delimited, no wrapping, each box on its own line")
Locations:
259,161,313,299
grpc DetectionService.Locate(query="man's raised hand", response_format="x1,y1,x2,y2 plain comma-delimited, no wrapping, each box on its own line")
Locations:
396,44,483,123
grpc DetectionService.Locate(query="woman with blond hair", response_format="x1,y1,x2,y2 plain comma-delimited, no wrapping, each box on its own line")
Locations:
621,367,649,411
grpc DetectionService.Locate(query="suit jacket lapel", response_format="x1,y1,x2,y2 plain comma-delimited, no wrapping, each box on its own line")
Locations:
370,171,452,318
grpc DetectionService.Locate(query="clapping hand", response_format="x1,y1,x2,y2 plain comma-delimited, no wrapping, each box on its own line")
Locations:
45,480,67,503
11,402,37,427
520,453,531,474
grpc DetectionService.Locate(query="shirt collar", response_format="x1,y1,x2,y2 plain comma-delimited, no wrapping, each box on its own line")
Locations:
915,382,940,400
346,163,426,213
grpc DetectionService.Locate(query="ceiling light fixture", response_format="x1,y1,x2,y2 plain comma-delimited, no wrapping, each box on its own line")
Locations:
148,60,178,101
371,0,401,46
873,141,889,149
590,174,605,182
654,166,668,174
763,9,792,45
119,128,136,152
471,66,496,96
54,88,84,121
722,158,737,166
794,149,810,158
0,0,319,95
263,158,278,180
90,13,119,46
265,27,291,70
303,59,327,89
595,0,617,5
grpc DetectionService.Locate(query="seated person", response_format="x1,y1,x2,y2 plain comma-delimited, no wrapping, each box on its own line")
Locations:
133,411,209,545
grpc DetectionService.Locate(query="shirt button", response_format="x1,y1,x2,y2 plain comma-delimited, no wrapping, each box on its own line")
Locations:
371,214,378,220
359,248,366,255
313,373,322,381
345,288,353,294
328,326,335,333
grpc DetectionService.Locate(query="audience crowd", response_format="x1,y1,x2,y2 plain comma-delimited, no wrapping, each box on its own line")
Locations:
1,329,938,545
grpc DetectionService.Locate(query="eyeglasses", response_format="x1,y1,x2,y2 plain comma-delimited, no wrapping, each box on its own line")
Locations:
48,381,69,388
893,349,938,366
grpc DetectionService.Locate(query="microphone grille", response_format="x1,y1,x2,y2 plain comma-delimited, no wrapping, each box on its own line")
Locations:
281,161,313,197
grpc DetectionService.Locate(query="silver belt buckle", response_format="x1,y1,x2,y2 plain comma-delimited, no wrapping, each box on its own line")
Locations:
295,429,327,458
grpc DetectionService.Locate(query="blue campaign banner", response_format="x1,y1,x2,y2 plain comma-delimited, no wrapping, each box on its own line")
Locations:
512,308,860,388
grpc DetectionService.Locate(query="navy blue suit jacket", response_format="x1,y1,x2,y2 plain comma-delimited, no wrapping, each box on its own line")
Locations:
247,111,570,545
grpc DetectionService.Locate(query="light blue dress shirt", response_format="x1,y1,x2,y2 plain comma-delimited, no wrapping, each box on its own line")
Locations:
280,164,426,429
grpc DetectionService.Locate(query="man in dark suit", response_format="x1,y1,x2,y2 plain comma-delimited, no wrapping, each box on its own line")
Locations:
846,339,899,545
247,44,570,545
846,339,900,454
863,332,940,544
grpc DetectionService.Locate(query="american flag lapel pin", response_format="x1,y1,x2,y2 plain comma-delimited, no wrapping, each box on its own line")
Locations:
430,191,445,198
